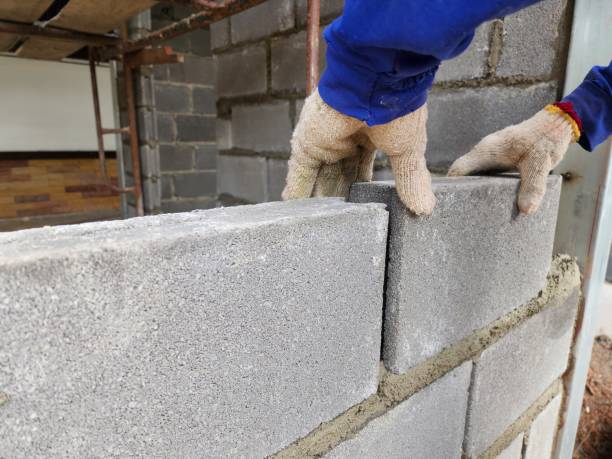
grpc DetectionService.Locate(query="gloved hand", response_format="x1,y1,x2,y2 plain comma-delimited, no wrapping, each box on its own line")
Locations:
282,90,436,216
448,105,580,214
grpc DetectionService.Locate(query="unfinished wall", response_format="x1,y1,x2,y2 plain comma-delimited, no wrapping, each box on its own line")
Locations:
119,6,217,216
0,176,580,458
210,0,573,204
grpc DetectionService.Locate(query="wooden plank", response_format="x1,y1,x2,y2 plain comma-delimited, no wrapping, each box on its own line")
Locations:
0,0,53,52
19,0,158,60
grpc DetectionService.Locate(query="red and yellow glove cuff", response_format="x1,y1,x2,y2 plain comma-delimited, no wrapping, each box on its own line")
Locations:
544,102,582,142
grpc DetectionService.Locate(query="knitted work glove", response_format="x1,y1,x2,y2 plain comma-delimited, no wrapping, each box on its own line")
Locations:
282,90,436,215
448,105,580,214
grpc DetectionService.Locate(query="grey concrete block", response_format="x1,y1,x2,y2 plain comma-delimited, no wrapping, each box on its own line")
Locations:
216,118,233,150
436,22,492,82
497,0,568,78
325,362,472,459
190,28,212,57
0,199,387,458
173,171,217,197
464,288,578,456
168,55,215,86
267,158,288,201
192,87,216,115
154,83,191,113
271,31,326,92
215,45,267,97
230,0,295,44
194,144,217,170
160,197,217,213
161,175,173,199
176,115,216,142
232,102,292,152
156,113,176,142
497,434,524,459
426,83,557,168
349,175,562,373
210,18,230,50
217,154,267,203
524,394,563,459
297,0,344,26
159,144,194,171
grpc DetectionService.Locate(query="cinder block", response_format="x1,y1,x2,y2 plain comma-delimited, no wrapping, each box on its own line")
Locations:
524,394,563,459
190,28,212,57
159,144,194,172
161,197,217,213
156,113,176,142
231,102,292,152
216,118,233,150
350,176,563,374
215,45,267,97
210,18,230,50
168,55,215,86
297,0,344,26
192,87,216,115
436,22,492,82
267,158,288,201
154,83,191,113
325,362,472,459
497,0,568,78
217,154,267,203
194,144,217,170
230,0,295,44
173,171,216,198
426,83,557,168
497,434,524,459
0,198,388,458
271,31,326,92
464,289,578,457
161,175,173,199
176,115,216,142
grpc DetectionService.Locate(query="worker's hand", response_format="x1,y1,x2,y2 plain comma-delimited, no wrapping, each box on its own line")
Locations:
283,90,435,215
448,106,578,214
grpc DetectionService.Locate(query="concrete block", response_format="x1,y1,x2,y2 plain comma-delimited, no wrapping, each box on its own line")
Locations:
497,434,524,459
156,113,176,142
159,144,194,171
192,87,216,115
232,102,292,152
267,158,288,201
190,28,212,57
426,83,557,168
176,115,216,142
210,18,230,50
173,171,217,198
0,198,387,458
325,362,472,459
271,31,326,92
168,55,215,86
161,175,173,199
464,288,578,456
497,0,568,78
216,118,233,150
161,197,217,213
350,175,562,374
218,154,267,203
297,0,344,26
230,0,294,44
215,45,267,97
194,144,217,170
436,22,491,82
524,394,563,459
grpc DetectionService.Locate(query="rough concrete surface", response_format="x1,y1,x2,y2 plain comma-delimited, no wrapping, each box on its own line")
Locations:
350,175,562,373
524,394,563,459
324,362,472,459
0,199,388,458
496,434,524,459
464,283,578,457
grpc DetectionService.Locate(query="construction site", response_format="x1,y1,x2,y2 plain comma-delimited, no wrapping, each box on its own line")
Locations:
0,1,611,458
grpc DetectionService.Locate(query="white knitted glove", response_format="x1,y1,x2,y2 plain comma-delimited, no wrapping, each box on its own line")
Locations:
283,90,436,215
448,105,579,214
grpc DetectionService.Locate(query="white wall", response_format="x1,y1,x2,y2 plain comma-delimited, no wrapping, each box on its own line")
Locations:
0,57,116,152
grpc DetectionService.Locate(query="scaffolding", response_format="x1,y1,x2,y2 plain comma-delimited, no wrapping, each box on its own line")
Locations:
0,0,321,216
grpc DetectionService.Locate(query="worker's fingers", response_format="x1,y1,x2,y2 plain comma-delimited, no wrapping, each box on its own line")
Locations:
354,146,376,183
448,131,518,177
517,152,552,214
389,153,436,216
312,162,346,197
282,147,322,200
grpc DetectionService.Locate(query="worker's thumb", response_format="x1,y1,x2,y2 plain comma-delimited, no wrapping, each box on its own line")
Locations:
517,152,552,214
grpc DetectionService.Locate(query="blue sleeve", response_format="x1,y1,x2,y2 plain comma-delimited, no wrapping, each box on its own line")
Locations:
334,0,542,60
563,62,612,151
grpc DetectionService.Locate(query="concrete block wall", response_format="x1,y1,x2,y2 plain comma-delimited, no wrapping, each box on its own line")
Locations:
119,6,217,216
0,177,580,458
210,0,573,204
